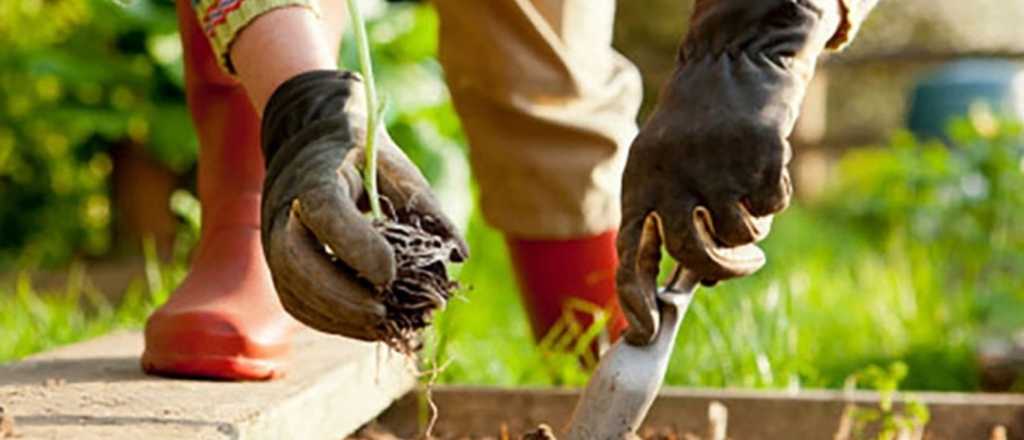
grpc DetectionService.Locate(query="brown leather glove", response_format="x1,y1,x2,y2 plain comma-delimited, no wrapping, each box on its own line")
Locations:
618,0,843,346
260,70,468,341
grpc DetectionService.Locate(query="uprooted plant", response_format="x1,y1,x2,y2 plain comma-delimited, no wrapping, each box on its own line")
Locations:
347,0,459,353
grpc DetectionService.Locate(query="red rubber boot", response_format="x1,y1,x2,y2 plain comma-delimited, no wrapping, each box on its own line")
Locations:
506,231,628,356
141,0,300,381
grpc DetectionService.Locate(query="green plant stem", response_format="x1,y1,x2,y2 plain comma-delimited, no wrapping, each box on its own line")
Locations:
347,0,384,220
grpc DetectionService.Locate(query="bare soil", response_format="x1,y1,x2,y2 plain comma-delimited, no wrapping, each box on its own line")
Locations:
349,423,711,440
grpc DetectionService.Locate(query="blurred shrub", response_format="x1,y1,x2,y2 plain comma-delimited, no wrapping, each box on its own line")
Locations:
0,0,190,267
825,114,1023,253
821,113,1024,331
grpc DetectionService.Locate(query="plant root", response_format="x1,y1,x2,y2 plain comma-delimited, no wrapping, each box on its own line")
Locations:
372,212,458,353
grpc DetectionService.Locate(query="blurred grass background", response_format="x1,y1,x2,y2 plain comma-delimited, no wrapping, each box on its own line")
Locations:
2,0,1024,394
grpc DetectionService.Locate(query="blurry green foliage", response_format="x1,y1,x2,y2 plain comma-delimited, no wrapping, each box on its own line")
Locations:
0,0,190,267
0,0,463,269
0,0,91,50
826,118,1024,249
822,114,1024,334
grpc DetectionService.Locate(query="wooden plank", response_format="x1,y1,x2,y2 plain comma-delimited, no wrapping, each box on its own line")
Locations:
0,331,415,440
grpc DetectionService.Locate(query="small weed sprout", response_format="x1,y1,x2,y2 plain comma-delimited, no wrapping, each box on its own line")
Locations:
836,362,931,440
346,0,384,220
345,0,459,352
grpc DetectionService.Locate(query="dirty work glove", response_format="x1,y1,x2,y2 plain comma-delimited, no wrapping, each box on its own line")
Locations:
618,0,844,346
260,70,468,341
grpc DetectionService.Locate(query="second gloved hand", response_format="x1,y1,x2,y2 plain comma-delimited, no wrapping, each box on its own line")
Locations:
618,0,844,346
260,70,467,341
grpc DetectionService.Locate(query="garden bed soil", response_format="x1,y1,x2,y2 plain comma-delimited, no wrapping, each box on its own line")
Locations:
349,386,1024,440
351,423,714,440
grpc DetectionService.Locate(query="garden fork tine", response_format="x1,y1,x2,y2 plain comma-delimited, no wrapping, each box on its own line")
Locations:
565,265,700,440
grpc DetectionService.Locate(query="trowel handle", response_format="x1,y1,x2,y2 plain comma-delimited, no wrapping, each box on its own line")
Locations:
564,265,698,440
656,265,700,306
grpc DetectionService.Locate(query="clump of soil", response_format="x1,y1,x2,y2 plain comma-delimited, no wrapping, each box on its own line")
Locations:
0,406,15,438
520,425,557,440
372,211,459,353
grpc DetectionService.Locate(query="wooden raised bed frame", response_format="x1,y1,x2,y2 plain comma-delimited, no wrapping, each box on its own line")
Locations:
368,386,1024,439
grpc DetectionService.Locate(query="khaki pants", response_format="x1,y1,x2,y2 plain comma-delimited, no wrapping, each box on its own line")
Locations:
434,0,642,239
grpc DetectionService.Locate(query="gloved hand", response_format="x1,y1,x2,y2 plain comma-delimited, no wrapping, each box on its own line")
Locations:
260,70,468,341
618,0,843,346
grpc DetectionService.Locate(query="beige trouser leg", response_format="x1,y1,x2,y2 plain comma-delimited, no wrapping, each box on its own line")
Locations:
434,0,643,239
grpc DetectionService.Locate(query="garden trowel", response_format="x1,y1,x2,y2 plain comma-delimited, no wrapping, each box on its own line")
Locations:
564,264,700,439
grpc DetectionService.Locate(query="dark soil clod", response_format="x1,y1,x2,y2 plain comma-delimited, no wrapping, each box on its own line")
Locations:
0,406,15,439
520,424,557,440
372,212,459,353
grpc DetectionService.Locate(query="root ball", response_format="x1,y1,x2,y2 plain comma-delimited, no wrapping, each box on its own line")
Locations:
372,213,459,352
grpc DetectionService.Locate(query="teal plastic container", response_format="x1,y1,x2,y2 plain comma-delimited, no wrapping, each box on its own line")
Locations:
907,60,1024,141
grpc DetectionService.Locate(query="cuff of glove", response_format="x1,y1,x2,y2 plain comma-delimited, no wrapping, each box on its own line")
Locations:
827,0,879,50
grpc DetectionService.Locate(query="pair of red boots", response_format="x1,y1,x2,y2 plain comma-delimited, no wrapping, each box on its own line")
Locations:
142,221,627,380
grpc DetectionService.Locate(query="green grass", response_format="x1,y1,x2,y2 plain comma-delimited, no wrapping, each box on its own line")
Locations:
0,206,983,392
0,240,181,362
662,209,978,391
425,206,981,391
